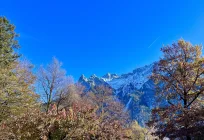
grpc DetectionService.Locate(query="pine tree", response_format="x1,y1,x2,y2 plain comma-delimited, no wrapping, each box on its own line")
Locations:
0,17,19,67
0,17,38,122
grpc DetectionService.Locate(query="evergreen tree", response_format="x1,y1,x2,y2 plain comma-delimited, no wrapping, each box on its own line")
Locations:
0,17,38,122
0,17,19,67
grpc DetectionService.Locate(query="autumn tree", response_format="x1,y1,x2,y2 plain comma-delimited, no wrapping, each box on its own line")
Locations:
55,83,83,113
125,121,158,140
88,86,113,117
87,86,128,121
148,40,204,139
86,85,131,139
0,17,38,122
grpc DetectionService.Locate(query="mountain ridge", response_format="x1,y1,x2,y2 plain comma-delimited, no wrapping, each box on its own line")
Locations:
78,63,156,125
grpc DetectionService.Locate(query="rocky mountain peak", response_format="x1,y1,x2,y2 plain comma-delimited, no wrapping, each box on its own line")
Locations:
90,74,97,79
79,74,88,82
102,73,119,82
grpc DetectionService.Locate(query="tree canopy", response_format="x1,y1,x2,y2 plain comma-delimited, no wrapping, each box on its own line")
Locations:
148,40,204,139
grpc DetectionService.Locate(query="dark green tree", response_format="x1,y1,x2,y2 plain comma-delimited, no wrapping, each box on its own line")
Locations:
0,17,19,67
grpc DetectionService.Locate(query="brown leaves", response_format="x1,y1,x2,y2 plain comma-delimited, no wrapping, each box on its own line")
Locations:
0,85,130,140
149,39,204,138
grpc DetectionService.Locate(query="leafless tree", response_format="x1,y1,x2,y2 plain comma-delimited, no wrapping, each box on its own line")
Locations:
37,57,70,112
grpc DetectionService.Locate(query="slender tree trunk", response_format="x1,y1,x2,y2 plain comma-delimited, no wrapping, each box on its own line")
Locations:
187,136,191,140
184,92,191,140
46,102,50,113
46,92,52,113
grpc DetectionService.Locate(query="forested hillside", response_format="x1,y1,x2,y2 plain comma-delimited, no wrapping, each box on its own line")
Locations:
0,17,203,140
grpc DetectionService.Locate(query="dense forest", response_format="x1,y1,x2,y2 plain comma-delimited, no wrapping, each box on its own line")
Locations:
0,17,204,140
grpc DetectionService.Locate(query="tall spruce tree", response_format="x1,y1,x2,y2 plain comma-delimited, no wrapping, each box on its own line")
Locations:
148,40,204,139
0,17,38,122
0,17,19,67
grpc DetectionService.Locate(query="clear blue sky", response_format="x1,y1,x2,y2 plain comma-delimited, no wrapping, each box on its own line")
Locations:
1,0,204,80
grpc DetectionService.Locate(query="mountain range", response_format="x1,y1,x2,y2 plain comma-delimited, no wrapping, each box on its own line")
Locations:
78,63,156,126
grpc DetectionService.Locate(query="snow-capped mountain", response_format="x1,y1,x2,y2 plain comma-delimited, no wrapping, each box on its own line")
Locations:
78,63,155,125
79,74,109,89
107,64,154,95
101,73,119,82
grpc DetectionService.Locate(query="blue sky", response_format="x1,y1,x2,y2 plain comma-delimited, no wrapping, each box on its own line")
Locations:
1,0,204,80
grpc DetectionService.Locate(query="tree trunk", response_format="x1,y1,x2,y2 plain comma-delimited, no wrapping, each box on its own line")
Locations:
187,136,191,140
184,93,191,140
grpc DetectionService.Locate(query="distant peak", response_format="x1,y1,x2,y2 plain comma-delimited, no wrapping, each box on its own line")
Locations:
103,73,118,78
133,63,154,74
90,74,97,78
102,73,119,82
81,74,86,78
79,74,88,82
103,73,110,78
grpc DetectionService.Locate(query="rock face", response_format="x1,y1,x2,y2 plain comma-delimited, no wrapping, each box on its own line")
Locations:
78,63,155,125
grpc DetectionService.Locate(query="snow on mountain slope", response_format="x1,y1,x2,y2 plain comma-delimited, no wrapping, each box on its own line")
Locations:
78,74,108,90
107,64,153,90
101,73,119,82
79,64,153,91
